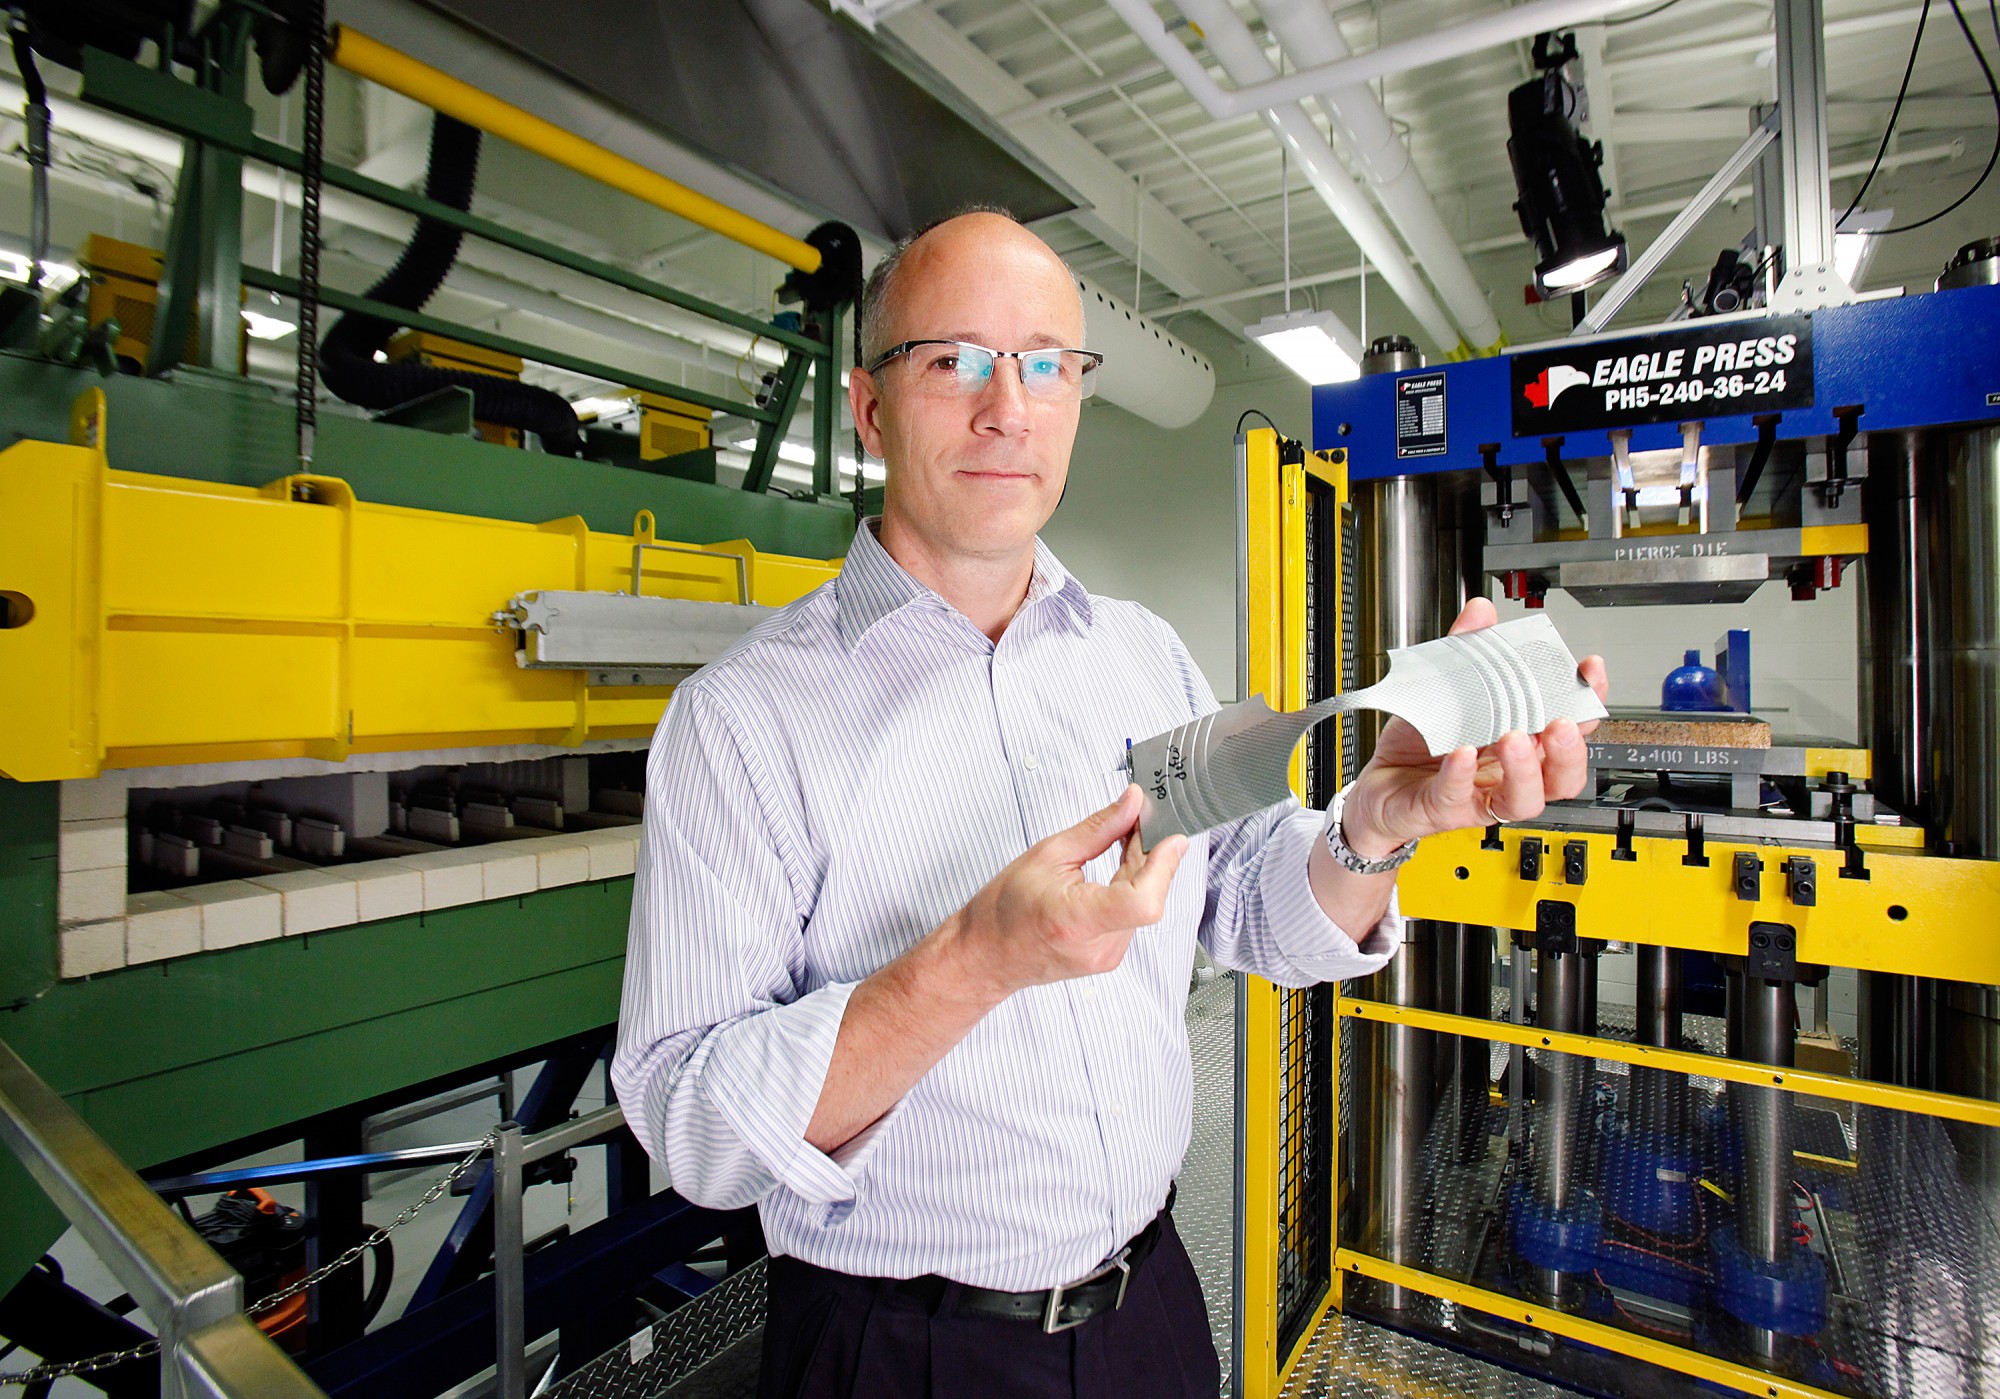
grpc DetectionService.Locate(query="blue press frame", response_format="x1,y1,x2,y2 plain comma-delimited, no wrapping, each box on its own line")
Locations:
1317,283,2000,476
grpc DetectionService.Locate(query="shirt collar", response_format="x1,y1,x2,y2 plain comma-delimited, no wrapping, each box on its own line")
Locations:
836,518,1094,650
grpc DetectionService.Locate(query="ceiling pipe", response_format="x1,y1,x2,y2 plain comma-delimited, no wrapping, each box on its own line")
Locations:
1252,0,1503,353
1102,0,1653,123
1166,0,1463,355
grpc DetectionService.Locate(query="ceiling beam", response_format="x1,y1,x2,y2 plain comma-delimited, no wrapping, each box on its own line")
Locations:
877,6,1256,331
1616,97,1999,143
1606,5,1925,72
1573,25,1625,215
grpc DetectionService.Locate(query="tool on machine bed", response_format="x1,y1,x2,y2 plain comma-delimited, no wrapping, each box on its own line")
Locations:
1127,614,1606,847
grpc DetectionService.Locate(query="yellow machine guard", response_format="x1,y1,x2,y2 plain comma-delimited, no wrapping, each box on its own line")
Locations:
0,392,841,780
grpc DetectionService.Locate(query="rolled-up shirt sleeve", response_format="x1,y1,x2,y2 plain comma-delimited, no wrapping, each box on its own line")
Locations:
612,683,890,1213
1153,619,1402,987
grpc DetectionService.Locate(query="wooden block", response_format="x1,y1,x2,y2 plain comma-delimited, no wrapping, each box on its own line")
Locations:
1595,712,1771,748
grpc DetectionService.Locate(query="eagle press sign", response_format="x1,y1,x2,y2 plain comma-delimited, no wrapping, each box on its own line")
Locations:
1511,315,1814,436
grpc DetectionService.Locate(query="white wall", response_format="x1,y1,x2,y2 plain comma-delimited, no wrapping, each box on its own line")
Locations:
1041,370,1310,703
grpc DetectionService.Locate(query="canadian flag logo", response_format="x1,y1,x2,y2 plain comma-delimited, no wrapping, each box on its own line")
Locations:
1524,364,1591,409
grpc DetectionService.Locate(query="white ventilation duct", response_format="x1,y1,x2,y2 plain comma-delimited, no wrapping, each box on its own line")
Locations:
1169,0,1462,355
855,259,1211,429
1076,275,1215,429
1254,0,1503,352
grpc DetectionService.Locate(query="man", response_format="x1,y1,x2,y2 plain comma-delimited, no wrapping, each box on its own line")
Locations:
612,211,1605,1399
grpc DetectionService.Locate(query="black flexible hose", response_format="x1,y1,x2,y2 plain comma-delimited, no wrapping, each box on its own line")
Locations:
317,113,583,456
9,16,51,293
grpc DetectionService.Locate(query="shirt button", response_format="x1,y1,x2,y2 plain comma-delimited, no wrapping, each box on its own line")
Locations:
1111,1103,1125,1118
1023,753,1040,771
1080,983,1097,1001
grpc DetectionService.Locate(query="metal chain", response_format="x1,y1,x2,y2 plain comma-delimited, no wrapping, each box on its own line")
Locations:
294,0,327,468
0,1131,499,1389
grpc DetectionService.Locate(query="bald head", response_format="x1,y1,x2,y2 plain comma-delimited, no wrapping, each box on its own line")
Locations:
859,210,1084,368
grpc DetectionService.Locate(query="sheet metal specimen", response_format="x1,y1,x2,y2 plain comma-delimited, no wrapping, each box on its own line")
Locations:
1127,615,1608,848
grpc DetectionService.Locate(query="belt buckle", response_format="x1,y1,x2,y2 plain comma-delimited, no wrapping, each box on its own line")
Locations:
1041,1246,1132,1334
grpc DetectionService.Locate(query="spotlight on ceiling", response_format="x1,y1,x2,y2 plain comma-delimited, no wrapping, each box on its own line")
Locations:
1506,32,1627,299
1244,308,1361,386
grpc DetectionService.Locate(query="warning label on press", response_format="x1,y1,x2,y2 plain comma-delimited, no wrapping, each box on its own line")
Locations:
1395,371,1448,458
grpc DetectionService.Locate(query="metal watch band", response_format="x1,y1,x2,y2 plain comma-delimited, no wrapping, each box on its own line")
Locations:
1323,785,1418,875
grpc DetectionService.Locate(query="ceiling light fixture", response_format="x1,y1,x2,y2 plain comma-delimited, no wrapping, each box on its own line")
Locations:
1245,309,1361,385
1244,135,1362,385
1506,33,1627,298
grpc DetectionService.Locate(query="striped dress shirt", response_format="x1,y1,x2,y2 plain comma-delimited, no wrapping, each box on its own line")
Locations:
611,519,1400,1291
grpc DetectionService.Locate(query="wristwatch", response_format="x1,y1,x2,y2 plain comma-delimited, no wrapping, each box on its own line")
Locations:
1323,783,1419,876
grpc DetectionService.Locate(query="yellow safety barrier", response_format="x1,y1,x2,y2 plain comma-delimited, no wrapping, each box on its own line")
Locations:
328,27,823,274
1337,997,2000,1130
1334,1252,1848,1399
0,391,841,780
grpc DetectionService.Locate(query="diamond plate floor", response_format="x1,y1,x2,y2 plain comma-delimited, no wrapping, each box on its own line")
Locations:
1279,1311,1578,1398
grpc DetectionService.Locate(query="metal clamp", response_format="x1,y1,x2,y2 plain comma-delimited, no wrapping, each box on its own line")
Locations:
1042,1248,1132,1333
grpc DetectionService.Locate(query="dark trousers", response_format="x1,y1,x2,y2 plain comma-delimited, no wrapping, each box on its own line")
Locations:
758,1214,1222,1399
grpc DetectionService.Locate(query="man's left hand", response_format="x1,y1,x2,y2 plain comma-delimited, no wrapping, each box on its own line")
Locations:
1339,598,1609,859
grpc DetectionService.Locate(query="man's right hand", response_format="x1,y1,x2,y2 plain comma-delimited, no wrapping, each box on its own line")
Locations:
806,787,1188,1152
949,785,1189,999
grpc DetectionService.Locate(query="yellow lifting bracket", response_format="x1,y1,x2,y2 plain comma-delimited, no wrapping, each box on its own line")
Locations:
1397,823,2000,987
0,394,842,781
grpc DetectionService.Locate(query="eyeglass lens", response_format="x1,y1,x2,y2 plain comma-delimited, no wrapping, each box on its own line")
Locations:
906,343,1097,399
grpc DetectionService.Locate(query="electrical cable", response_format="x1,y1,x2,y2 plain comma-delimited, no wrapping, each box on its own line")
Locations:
1236,408,1282,437
1873,0,2000,234
1839,0,1933,227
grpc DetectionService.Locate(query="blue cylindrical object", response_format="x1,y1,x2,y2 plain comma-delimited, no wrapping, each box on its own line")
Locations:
1711,1222,1828,1336
1510,1185,1602,1275
1662,649,1729,711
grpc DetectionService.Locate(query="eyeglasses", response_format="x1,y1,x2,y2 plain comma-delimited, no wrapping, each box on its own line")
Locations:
865,340,1105,401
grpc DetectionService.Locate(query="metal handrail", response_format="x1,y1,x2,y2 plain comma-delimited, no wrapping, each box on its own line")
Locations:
0,1038,327,1399
490,1101,630,1399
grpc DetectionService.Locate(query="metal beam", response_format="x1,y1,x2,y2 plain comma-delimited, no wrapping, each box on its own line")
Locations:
879,5,1256,327
1575,113,1780,335
1771,0,1853,311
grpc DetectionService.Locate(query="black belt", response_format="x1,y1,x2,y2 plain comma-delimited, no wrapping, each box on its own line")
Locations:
889,1185,1174,1335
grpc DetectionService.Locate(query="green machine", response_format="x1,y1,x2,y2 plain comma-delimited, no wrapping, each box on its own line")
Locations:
0,2,861,1388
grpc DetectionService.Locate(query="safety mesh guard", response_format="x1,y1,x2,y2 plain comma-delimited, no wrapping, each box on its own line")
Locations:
1338,1002,2000,1399
1276,981,1336,1360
